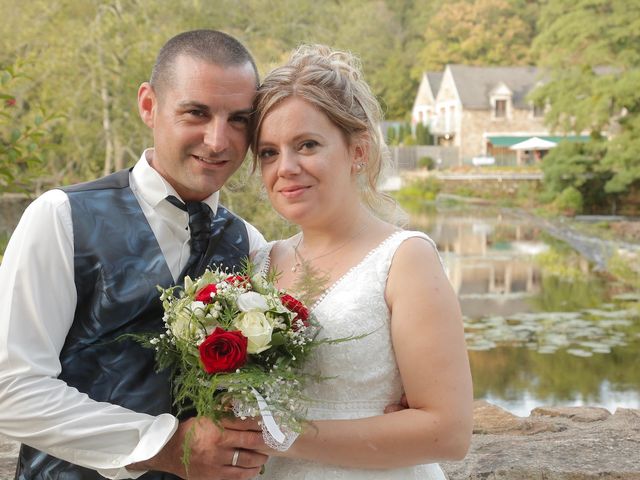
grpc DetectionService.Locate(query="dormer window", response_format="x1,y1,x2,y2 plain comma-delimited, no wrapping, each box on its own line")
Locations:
489,82,512,120
495,100,507,118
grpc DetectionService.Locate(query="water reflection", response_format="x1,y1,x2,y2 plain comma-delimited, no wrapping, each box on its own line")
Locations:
409,206,640,416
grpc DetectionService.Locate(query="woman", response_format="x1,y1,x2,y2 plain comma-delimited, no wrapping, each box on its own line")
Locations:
251,45,473,479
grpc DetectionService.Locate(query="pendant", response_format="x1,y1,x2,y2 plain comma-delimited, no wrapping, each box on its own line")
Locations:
291,262,300,273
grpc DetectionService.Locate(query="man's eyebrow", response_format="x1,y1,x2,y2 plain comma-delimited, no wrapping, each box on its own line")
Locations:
231,108,253,116
177,101,209,111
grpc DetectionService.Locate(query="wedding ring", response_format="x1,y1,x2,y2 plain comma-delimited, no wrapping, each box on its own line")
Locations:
231,449,240,467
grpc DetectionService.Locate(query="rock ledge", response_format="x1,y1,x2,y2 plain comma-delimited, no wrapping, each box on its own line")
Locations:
441,401,640,479
1,402,639,479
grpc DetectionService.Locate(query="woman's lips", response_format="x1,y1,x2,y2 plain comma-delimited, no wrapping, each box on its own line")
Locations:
279,185,310,198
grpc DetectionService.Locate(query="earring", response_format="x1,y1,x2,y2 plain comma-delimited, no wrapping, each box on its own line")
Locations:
354,162,366,173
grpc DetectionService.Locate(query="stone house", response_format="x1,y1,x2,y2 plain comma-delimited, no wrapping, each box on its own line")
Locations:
411,64,586,166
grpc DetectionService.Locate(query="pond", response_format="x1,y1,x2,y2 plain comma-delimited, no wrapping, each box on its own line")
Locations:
408,205,640,417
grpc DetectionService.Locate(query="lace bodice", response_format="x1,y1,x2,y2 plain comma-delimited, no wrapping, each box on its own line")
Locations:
253,230,447,479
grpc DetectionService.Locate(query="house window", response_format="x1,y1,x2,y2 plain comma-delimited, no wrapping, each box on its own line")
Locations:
494,99,507,118
533,103,545,118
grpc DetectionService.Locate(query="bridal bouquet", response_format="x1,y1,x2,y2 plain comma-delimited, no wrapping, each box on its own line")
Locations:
143,263,323,451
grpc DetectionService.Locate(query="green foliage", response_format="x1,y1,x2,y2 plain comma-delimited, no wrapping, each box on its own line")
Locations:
413,0,537,76
402,134,417,146
531,0,640,201
385,122,419,146
0,0,450,192
601,113,640,194
400,122,414,145
552,186,584,216
607,253,640,290
414,122,432,145
386,125,397,145
534,248,602,295
393,176,442,210
540,140,614,213
0,232,9,262
417,156,435,170
0,63,59,193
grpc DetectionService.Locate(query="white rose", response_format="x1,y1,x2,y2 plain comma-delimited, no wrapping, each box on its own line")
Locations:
237,291,269,312
170,309,196,341
190,301,207,315
234,311,273,354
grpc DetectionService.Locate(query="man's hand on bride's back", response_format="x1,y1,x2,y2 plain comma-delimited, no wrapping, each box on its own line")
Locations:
384,394,409,414
128,416,268,479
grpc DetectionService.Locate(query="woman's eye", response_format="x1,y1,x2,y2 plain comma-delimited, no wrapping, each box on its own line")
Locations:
300,140,319,151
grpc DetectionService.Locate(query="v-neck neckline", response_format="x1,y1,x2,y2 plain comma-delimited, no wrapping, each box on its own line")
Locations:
263,230,403,312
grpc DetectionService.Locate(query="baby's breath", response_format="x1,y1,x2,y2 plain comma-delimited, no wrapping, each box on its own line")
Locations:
135,261,331,435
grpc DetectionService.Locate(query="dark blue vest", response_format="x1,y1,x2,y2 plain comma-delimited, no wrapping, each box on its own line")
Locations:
15,169,250,479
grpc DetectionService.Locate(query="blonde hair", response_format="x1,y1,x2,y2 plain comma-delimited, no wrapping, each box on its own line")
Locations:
252,44,401,222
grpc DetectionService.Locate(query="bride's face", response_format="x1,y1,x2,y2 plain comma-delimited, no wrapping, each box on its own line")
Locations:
256,96,361,226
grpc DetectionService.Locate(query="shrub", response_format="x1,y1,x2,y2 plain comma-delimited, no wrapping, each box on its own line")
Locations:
553,186,583,216
393,176,442,209
417,156,435,170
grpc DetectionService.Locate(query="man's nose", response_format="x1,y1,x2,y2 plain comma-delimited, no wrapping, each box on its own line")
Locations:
203,118,230,153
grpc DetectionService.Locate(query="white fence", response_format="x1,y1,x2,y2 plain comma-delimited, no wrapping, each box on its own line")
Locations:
388,146,459,170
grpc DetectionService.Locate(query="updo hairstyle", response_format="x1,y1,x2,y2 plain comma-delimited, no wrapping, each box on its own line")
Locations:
252,44,399,221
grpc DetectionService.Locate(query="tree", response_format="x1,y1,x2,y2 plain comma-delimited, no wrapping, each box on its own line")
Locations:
413,0,536,76
386,125,398,145
415,121,432,145
531,0,640,198
540,140,614,214
0,0,443,195
0,63,59,193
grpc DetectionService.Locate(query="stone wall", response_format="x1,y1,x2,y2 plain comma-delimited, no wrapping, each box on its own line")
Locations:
2,402,638,479
460,109,547,163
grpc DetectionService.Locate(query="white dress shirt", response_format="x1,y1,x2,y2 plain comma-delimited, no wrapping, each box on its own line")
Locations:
0,150,266,479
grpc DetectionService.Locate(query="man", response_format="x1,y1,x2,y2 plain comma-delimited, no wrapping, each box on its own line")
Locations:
0,30,268,479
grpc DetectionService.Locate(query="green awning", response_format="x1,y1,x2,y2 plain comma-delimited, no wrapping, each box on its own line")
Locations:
487,135,590,147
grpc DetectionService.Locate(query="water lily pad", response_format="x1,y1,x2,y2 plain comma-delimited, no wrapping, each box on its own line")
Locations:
567,348,593,357
468,339,497,351
613,293,640,302
583,309,632,319
577,341,612,354
537,345,558,354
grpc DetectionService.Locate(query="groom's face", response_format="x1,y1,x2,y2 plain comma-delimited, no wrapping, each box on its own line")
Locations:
139,55,257,202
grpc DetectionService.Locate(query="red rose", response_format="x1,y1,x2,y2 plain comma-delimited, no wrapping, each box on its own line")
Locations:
225,275,251,288
195,284,217,303
198,327,248,374
280,294,310,330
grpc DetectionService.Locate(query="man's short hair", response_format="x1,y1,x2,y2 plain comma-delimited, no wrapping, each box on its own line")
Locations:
150,30,259,93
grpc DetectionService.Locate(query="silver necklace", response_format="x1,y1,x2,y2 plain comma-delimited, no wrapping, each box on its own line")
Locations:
291,223,369,273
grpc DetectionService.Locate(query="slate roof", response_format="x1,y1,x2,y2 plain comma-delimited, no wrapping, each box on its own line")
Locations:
426,72,443,97
414,71,443,107
447,65,541,110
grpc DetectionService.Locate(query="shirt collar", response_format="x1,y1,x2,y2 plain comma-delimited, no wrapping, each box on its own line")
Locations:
131,148,220,213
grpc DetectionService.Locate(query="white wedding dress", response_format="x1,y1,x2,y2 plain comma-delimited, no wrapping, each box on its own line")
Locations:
254,230,447,480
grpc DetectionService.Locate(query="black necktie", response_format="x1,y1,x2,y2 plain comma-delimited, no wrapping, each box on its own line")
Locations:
166,195,214,277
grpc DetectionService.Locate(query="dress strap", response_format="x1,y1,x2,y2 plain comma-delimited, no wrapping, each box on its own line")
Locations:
374,230,446,278
252,241,276,273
